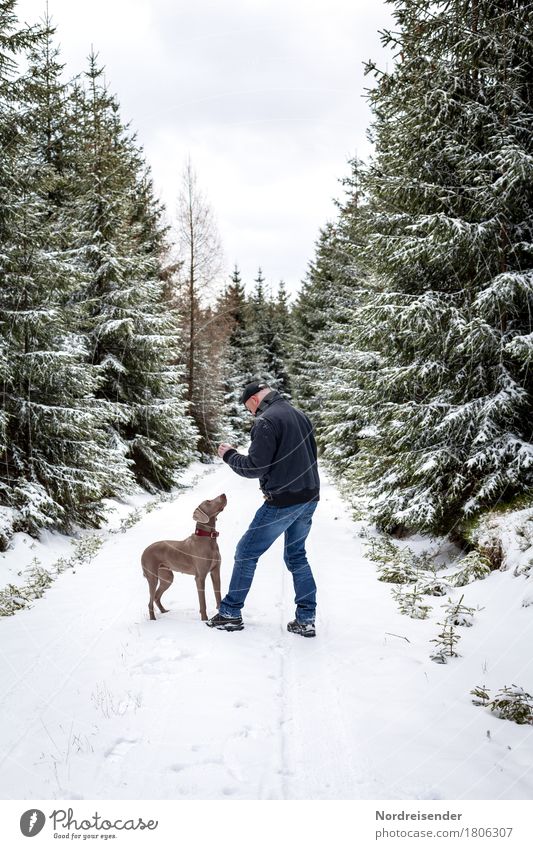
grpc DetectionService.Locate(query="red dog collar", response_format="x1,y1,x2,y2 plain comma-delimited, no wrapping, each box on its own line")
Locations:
195,528,219,538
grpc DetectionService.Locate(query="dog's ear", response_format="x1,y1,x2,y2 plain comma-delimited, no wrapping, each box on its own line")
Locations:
193,506,210,524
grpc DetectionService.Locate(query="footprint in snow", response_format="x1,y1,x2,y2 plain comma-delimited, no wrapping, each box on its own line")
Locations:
105,738,138,761
132,649,195,674
222,786,237,796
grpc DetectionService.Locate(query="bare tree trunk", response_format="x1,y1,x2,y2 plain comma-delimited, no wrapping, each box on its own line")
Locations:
188,243,194,401
175,158,224,446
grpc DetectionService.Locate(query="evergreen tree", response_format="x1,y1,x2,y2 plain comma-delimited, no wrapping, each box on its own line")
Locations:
0,1,29,524
262,294,292,398
273,280,291,332
290,223,340,419
228,265,258,381
312,162,377,477
70,53,196,491
251,266,267,315
290,195,365,471
0,8,130,537
349,0,533,533
122,166,199,487
217,265,256,443
248,267,279,387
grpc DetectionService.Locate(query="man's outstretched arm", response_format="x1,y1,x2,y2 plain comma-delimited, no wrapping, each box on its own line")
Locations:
220,418,278,479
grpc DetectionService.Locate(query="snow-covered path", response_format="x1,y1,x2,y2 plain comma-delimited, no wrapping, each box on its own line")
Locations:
1,461,532,800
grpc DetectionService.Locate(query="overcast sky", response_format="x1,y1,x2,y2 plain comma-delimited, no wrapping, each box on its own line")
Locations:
17,0,394,299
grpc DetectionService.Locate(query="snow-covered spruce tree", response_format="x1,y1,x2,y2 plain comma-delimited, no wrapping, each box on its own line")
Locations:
273,280,295,395
120,166,199,487
312,165,379,481
216,266,256,443
0,1,33,542
248,267,282,388
69,53,197,492
0,9,133,540
290,222,347,423
290,159,376,494
247,267,270,379
316,295,366,480
349,0,533,534
262,281,292,398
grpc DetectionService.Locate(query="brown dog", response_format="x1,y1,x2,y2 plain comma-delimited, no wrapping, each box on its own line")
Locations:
141,493,227,621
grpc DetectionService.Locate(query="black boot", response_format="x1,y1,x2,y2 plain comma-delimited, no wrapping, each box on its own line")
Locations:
205,612,244,631
287,619,316,638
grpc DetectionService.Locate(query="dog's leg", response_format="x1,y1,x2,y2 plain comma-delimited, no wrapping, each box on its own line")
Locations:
155,567,173,613
210,563,221,610
144,565,159,621
195,574,207,621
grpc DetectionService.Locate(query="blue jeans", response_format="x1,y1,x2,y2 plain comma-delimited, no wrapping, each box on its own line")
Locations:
218,500,318,623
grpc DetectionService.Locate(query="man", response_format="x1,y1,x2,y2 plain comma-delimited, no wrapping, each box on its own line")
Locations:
206,381,320,637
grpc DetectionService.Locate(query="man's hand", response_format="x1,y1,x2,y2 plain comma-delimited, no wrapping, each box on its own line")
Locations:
217,443,235,459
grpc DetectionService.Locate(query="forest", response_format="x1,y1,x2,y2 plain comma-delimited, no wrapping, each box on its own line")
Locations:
1,0,532,551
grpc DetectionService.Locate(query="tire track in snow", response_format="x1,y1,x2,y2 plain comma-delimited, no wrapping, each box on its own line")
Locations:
279,474,389,799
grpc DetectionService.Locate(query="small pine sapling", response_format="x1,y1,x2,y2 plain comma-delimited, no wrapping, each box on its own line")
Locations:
392,583,431,619
378,561,419,584
449,552,492,587
0,559,53,617
0,584,31,616
366,536,418,584
488,686,533,725
442,594,476,627
412,549,439,576
71,535,104,564
470,684,491,707
430,620,461,663
24,560,53,598
418,577,451,596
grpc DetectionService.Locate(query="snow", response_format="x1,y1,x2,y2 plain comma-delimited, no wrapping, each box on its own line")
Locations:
467,505,533,581
1,460,532,800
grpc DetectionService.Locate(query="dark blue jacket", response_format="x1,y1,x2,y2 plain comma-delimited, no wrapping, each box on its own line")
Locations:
222,390,320,506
